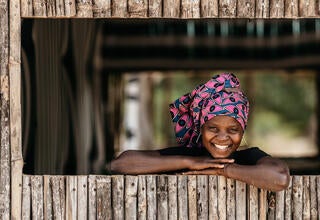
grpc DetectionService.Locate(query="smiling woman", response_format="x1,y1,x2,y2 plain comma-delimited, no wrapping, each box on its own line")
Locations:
201,116,243,159
109,73,290,191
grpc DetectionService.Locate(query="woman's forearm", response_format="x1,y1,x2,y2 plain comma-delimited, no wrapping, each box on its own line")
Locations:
224,161,290,191
109,150,191,174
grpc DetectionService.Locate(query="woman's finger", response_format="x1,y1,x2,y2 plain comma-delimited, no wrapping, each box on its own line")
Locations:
183,169,221,175
205,158,234,163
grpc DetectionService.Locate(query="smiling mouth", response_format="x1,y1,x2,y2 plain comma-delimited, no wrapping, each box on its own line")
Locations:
214,144,231,150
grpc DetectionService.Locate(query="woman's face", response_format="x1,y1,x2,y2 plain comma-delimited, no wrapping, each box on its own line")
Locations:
201,115,244,158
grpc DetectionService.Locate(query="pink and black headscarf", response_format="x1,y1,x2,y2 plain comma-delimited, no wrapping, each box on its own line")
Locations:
169,73,249,148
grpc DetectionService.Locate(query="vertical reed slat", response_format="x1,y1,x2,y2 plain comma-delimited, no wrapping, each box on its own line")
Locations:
219,0,237,18
299,0,316,17
181,0,201,18
197,175,208,220
138,175,147,220
128,0,148,17
125,176,138,220
146,175,157,220
303,176,311,219
21,0,33,16
163,0,180,18
292,176,303,220
22,175,31,220
148,0,162,17
55,0,65,16
188,175,197,220
178,175,188,220
66,176,77,220
237,0,255,17
112,175,125,219
259,189,267,220
267,191,276,220
157,175,169,219
284,176,293,220
275,190,285,219
10,0,23,218
97,176,112,220
77,176,88,220
46,0,56,16
208,176,218,220
51,176,66,220
270,0,284,18
32,0,47,16
256,0,270,18
112,0,127,17
76,0,93,17
92,0,111,17
31,176,44,220
285,0,299,17
310,176,318,220
235,181,246,220
88,175,97,219
168,175,178,220
200,0,219,17
226,179,235,219
64,0,76,16
43,176,53,220
249,185,259,219
317,176,320,220
217,176,226,220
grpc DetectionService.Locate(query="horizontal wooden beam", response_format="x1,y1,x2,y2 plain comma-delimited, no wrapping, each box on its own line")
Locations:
20,0,320,18
101,55,320,70
102,33,320,48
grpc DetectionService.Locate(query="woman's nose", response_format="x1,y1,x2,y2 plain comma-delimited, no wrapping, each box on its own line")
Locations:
216,131,229,140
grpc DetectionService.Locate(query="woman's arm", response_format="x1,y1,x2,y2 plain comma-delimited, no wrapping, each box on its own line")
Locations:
224,156,290,191
108,150,234,175
184,156,290,191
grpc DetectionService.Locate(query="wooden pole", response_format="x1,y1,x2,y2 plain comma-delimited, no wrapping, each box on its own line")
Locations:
0,0,11,218
168,175,178,220
10,0,23,219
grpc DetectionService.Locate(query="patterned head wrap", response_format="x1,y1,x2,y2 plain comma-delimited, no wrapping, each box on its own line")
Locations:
169,73,249,148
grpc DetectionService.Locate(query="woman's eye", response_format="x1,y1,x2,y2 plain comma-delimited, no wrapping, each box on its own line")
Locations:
208,127,218,132
228,128,240,133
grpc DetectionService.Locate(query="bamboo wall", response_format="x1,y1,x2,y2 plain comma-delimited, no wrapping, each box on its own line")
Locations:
21,0,320,19
1,0,320,218
21,175,319,220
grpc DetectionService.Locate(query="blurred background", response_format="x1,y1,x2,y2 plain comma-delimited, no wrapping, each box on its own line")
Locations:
21,18,320,175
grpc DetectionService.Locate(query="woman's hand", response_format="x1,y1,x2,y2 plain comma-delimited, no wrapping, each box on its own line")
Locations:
187,158,234,171
182,168,224,175
182,156,290,192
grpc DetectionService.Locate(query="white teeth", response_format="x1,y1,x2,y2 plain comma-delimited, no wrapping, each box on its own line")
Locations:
215,144,229,150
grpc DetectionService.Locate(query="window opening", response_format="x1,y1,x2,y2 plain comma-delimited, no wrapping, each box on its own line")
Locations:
21,18,320,175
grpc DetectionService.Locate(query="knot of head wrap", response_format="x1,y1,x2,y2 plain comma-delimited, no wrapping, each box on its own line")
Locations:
169,73,249,148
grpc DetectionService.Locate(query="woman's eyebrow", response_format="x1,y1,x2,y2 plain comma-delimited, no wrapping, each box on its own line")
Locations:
228,124,240,127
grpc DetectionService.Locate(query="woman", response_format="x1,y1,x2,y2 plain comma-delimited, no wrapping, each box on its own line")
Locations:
109,73,290,192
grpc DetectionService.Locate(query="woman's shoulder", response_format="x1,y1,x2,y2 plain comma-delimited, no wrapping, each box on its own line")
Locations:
232,147,270,165
236,146,266,153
